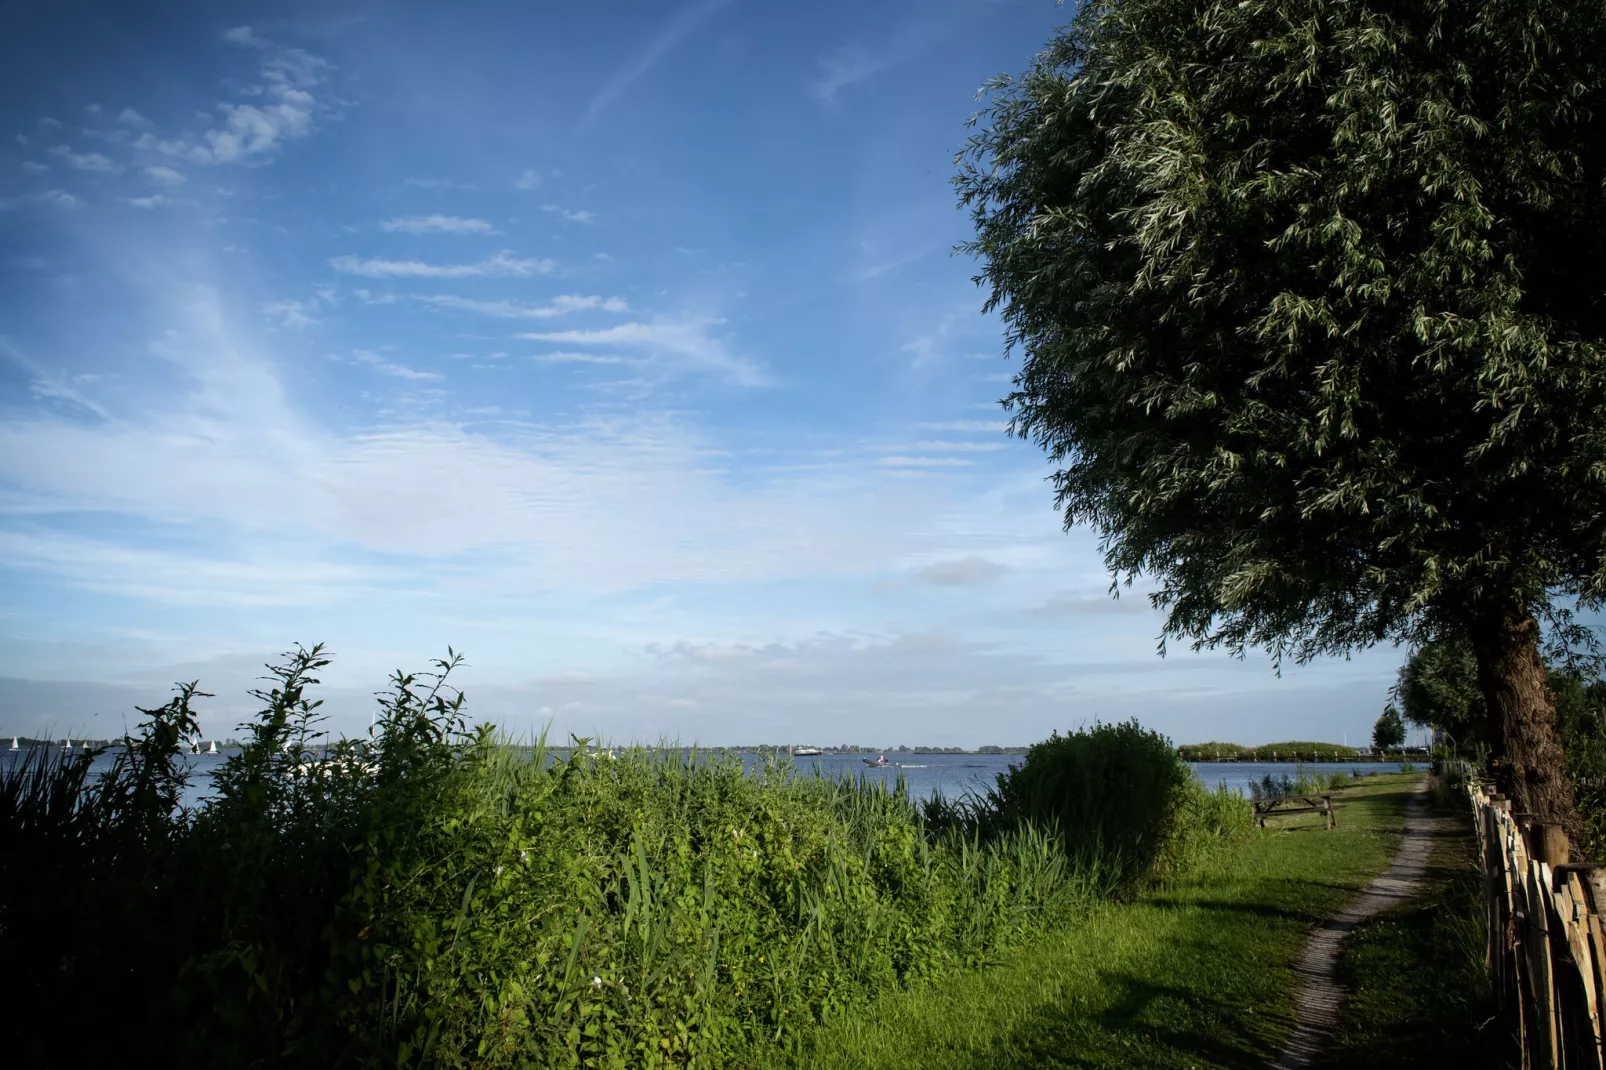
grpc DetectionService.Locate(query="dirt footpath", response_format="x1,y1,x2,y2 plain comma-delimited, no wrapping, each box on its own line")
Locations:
1270,785,1441,1069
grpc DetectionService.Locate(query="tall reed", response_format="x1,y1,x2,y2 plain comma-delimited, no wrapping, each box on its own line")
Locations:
0,648,1249,1069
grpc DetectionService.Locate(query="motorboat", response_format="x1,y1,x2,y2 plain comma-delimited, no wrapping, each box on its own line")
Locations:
791,746,822,757
862,754,892,768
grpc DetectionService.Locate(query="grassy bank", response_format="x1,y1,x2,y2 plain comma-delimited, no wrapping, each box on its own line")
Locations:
1,648,1250,1070
767,775,1420,1069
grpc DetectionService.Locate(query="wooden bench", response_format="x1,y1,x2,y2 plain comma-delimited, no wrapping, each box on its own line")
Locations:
1253,792,1336,830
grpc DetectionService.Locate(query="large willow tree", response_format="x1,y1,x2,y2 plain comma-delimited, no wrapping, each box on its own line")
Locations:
958,0,1606,824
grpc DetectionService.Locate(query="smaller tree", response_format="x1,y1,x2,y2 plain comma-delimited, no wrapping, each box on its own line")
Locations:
1373,705,1407,753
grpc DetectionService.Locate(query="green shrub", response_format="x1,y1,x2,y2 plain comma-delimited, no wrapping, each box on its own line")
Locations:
970,721,1248,892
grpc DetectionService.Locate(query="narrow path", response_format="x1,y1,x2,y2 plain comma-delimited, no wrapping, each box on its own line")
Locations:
1270,787,1438,1070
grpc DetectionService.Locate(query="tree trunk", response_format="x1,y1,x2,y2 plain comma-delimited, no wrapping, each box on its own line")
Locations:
1469,604,1580,838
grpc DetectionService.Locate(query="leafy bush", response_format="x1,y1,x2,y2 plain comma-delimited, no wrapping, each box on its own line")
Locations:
957,721,1250,892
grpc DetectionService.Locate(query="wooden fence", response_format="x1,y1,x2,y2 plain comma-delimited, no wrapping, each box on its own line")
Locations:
1470,773,1606,1069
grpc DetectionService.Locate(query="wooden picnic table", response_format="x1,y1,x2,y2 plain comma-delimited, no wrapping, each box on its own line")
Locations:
1252,792,1336,830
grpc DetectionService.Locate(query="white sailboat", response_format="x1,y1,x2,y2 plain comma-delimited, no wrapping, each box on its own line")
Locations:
64,737,72,750
10,736,17,750
207,739,218,755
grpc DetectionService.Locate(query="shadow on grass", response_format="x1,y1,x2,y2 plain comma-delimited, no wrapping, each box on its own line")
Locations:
950,792,1421,1070
952,899,1317,1069
969,974,1277,1069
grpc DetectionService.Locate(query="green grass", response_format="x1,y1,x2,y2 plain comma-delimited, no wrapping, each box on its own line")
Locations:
1315,787,1514,1070
762,775,1420,1069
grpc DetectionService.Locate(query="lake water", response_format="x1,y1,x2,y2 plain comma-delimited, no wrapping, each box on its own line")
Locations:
5,747,1411,808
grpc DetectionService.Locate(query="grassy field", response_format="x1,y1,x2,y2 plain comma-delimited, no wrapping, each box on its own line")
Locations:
763,774,1425,1070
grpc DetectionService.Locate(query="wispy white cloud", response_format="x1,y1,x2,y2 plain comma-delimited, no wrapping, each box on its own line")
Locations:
329,250,553,278
118,108,151,127
916,420,1008,433
0,297,941,596
380,214,498,235
541,204,597,224
49,145,118,172
418,293,626,318
0,338,108,419
534,351,630,365
812,47,897,103
0,530,397,607
144,165,184,185
582,0,733,128
853,242,941,282
135,34,328,166
516,319,765,385
40,189,80,208
260,299,318,328
222,25,271,48
875,456,973,468
119,195,170,208
902,440,1008,453
811,24,935,103
513,169,543,190
353,349,441,380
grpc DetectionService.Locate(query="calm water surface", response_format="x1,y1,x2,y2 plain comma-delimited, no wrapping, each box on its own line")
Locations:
6,747,1411,808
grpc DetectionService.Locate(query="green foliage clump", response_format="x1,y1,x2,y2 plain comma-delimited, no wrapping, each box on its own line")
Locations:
957,0,1606,660
1398,640,1489,749
1401,637,1606,855
951,721,1251,892
1374,705,1408,751
1551,672,1606,859
1177,741,1358,761
957,0,1606,823
12,648,1235,1070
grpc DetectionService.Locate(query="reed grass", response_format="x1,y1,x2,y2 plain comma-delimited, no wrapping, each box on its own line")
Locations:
0,647,1251,1069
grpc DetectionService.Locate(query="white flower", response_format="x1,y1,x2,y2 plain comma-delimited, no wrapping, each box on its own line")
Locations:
590,975,603,990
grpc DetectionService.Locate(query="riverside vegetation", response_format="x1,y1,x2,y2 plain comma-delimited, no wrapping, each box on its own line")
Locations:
0,646,1251,1070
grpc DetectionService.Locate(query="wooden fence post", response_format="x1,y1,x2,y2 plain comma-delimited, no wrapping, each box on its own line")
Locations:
1539,824,1572,867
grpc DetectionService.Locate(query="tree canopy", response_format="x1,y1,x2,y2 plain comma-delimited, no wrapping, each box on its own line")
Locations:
1396,637,1489,748
958,0,1606,823
1398,637,1602,748
1373,704,1406,751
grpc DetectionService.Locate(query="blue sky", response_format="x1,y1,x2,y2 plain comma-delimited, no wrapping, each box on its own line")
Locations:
0,0,1406,746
